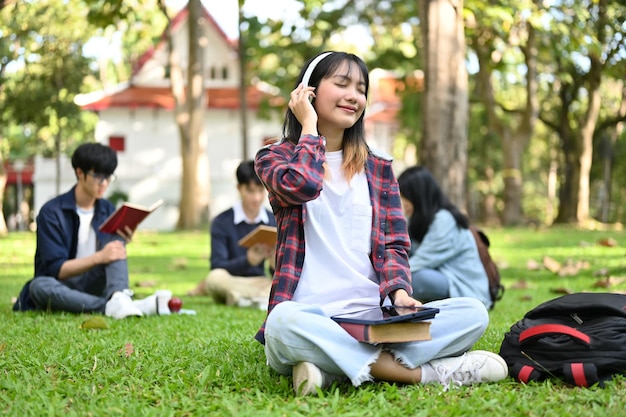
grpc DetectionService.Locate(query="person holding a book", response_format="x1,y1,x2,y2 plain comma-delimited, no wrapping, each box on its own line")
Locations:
254,51,508,396
187,160,277,308
397,165,492,308
12,143,172,318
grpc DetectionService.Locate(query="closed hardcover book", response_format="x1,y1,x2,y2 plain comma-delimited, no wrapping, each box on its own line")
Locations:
238,225,277,248
337,321,432,344
99,199,164,233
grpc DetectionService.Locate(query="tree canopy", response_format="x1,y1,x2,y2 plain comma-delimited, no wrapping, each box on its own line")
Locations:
2,0,625,231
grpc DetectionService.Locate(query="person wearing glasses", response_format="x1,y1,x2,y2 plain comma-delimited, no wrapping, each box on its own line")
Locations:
13,142,170,318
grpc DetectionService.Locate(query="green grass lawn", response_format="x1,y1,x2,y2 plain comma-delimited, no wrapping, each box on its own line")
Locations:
1,226,625,416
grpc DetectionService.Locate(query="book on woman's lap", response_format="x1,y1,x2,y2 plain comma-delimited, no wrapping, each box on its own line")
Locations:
99,199,164,234
331,306,439,344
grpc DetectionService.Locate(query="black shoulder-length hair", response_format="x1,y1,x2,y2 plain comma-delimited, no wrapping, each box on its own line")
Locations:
281,51,369,146
397,165,468,243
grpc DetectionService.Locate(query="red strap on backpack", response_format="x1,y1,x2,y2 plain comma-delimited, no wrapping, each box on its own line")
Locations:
519,324,591,346
518,365,536,383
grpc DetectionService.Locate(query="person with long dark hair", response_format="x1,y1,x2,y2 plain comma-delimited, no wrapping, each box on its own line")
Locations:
254,51,507,395
397,165,491,308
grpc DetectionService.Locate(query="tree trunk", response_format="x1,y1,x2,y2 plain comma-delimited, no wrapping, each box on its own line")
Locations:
0,152,7,236
238,3,248,159
600,83,626,222
546,147,558,224
576,55,602,223
473,21,538,225
162,0,207,230
418,0,468,210
481,167,498,226
554,87,579,223
500,131,525,224
55,133,61,195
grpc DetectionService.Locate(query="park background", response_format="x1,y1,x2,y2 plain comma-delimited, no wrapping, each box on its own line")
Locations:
1,1,626,415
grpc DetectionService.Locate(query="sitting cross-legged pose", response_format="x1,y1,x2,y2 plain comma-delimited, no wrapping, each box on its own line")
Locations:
187,160,276,308
254,51,508,395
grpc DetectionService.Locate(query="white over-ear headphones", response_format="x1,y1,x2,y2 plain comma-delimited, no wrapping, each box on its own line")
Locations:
301,52,333,87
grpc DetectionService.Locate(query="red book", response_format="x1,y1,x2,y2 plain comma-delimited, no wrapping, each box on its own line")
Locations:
99,199,163,234
336,321,432,344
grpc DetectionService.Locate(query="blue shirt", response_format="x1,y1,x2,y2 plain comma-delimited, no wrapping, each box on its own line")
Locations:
33,186,115,277
409,209,492,308
13,186,115,311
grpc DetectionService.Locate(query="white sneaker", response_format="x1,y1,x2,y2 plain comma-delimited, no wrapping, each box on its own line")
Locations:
105,291,143,319
292,362,347,396
133,290,173,316
424,350,508,390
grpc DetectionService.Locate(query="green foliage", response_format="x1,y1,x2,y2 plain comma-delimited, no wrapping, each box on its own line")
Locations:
0,0,98,158
241,0,424,118
1,228,626,415
83,0,169,77
464,0,626,224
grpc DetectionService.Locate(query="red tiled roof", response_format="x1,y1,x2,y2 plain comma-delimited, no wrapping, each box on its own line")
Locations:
80,86,281,111
4,160,34,185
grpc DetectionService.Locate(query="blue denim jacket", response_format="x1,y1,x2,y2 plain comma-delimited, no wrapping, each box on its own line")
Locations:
13,186,115,311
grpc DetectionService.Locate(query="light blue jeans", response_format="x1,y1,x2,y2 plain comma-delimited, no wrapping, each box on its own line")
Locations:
411,268,450,303
29,234,129,314
264,297,489,386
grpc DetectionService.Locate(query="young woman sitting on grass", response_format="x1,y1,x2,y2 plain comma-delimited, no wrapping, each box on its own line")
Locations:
254,51,508,396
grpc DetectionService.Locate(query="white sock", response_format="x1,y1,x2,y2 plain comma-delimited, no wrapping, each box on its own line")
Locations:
133,290,172,315
420,363,437,384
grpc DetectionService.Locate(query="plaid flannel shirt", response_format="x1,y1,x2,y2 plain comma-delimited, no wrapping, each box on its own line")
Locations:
254,134,412,344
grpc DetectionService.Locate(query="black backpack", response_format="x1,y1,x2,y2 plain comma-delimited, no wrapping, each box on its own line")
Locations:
499,292,626,387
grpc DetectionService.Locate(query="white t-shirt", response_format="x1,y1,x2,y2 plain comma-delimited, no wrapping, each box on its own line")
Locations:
293,150,379,316
75,206,96,259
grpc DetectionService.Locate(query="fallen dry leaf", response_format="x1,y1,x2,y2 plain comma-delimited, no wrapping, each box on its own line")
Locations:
562,258,590,270
597,237,618,247
527,259,541,271
170,257,188,270
593,268,610,277
497,260,509,270
550,287,574,295
593,277,626,288
119,343,134,358
543,256,562,274
510,279,529,290
558,265,580,277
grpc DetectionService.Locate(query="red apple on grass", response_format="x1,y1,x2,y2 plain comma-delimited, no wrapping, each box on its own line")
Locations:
168,297,183,313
